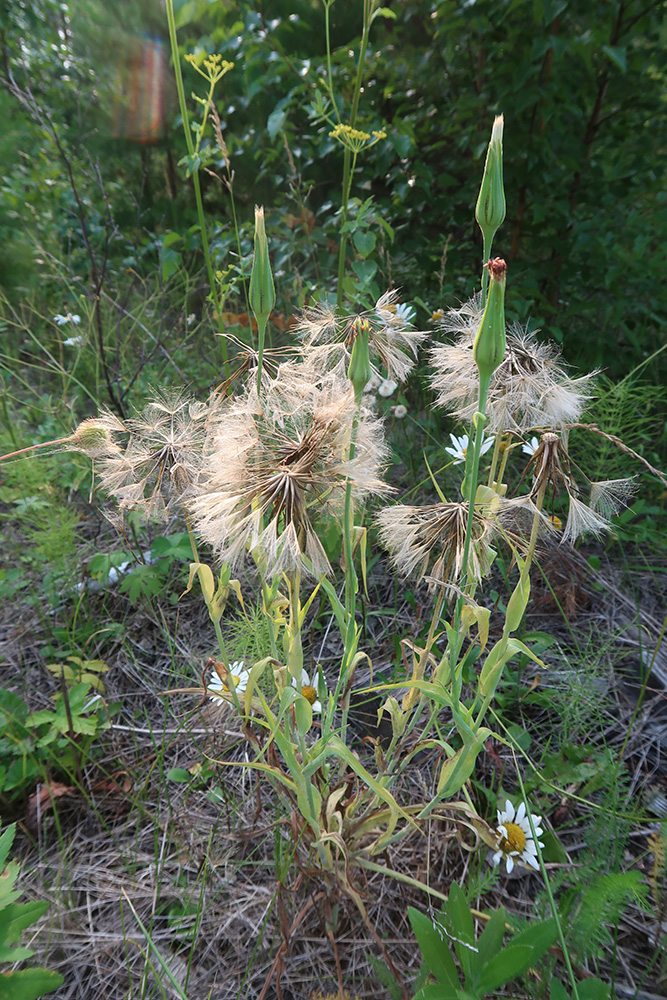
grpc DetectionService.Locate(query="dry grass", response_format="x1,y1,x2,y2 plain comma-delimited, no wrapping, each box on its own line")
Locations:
1,510,667,999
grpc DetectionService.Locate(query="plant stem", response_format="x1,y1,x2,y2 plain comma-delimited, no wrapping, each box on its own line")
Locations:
335,0,373,307
164,0,229,377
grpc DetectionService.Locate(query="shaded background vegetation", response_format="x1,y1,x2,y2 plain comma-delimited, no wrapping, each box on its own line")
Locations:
1,0,666,384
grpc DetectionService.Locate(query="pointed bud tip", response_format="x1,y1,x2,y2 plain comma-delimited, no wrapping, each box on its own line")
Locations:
492,115,504,144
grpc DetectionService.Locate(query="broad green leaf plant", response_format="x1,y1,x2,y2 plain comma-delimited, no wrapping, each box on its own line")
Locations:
0,824,63,999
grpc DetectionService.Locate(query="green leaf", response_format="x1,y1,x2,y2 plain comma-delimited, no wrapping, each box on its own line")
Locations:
578,978,611,1000
353,230,376,258
445,884,475,979
351,259,377,285
160,246,182,282
267,95,292,139
370,6,397,21
475,944,534,994
413,987,456,1000
549,981,570,1000
0,946,35,962
602,45,626,73
0,826,16,872
508,916,558,970
475,907,506,972
408,908,459,991
166,769,191,783
0,901,50,944
0,968,64,1000
390,133,412,157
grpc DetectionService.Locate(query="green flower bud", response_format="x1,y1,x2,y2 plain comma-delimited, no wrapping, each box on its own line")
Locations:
249,206,275,328
347,318,372,403
473,258,507,383
475,115,506,247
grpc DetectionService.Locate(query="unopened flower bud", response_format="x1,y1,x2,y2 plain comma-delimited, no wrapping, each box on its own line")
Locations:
70,416,124,457
249,206,275,328
348,318,372,403
473,258,506,383
475,115,506,248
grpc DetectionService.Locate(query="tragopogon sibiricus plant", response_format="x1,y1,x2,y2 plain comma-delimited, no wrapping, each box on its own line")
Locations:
8,107,645,998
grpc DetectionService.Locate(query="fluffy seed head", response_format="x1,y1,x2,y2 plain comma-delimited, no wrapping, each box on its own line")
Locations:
376,499,499,591
430,297,596,432
95,388,210,520
295,290,428,384
190,364,390,578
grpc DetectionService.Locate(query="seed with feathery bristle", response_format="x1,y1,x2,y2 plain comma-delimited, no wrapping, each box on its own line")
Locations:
94,387,211,521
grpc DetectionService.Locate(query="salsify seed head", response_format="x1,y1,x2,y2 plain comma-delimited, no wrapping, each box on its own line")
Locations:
376,498,500,591
94,387,211,521
519,432,637,545
295,290,428,385
430,296,596,433
189,363,390,578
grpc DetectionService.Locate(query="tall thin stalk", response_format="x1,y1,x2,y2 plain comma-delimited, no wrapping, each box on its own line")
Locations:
164,0,229,377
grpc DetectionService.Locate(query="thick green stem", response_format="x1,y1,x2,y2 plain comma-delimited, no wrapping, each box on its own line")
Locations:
481,233,492,301
338,415,361,745
447,377,491,701
164,0,229,377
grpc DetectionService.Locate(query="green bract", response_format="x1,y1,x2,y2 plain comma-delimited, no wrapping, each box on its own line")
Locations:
473,258,507,384
475,115,506,248
249,205,275,328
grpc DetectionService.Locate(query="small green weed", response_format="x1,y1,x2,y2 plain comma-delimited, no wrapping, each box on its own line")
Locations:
0,674,117,809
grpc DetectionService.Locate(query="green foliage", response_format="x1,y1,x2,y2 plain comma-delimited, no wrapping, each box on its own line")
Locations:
408,883,558,999
558,871,648,964
0,824,63,997
0,680,116,806
87,532,193,602
44,656,110,692
549,977,611,1000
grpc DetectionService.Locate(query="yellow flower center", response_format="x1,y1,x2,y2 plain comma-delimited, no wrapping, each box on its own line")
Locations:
301,685,317,706
222,673,241,691
549,514,563,531
503,822,527,854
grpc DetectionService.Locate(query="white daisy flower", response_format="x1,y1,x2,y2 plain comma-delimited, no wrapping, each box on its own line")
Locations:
492,799,544,874
186,313,196,326
444,432,494,465
377,300,416,327
208,660,250,700
522,436,540,456
54,312,81,326
378,378,398,398
393,404,407,419
291,668,326,714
